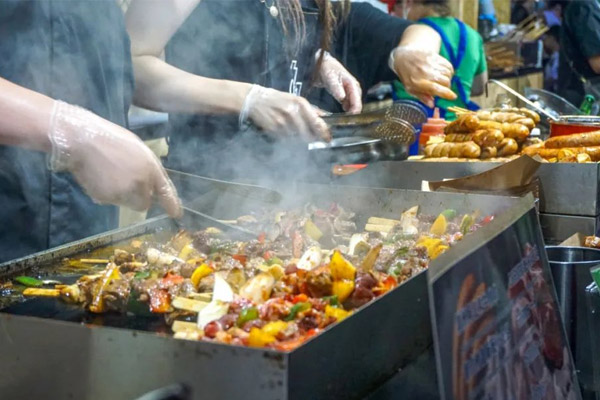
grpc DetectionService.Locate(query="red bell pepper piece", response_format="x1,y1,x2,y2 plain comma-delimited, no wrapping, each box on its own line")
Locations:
149,288,171,313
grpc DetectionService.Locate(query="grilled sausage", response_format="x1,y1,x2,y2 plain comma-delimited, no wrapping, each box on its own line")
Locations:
472,129,504,147
424,141,481,158
445,114,480,134
445,133,473,143
477,120,530,142
545,131,600,149
480,146,498,159
497,138,519,156
522,146,600,161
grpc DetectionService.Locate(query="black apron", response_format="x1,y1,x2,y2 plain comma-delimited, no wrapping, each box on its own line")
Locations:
0,0,133,262
165,0,326,181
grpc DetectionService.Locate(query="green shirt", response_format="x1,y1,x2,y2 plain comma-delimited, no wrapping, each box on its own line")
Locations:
393,17,487,120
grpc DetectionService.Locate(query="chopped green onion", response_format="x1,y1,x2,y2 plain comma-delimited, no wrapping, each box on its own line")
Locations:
14,276,43,287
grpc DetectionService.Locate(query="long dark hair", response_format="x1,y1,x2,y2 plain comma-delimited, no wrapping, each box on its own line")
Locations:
277,0,351,77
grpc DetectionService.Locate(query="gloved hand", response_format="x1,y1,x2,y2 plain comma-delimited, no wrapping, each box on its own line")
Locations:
48,100,182,217
315,51,362,114
389,45,457,108
239,85,330,142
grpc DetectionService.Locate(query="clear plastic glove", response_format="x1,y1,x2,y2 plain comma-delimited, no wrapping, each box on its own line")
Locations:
239,85,330,142
389,45,457,108
315,51,362,114
48,100,182,217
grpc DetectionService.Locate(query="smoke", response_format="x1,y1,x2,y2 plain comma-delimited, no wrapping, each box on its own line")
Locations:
156,0,341,218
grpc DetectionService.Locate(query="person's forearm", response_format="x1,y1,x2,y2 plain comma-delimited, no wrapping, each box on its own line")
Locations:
398,24,442,53
589,56,600,75
132,56,252,115
0,78,54,152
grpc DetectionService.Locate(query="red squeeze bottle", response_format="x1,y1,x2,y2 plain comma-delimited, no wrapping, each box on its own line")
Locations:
418,108,447,154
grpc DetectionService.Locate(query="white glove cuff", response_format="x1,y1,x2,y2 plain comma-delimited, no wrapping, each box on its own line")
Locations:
239,84,261,129
48,100,76,172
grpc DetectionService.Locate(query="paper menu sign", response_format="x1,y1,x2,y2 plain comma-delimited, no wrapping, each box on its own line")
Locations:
428,208,580,400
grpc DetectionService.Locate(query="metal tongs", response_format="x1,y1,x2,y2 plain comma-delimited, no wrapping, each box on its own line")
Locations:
486,79,559,122
166,169,282,239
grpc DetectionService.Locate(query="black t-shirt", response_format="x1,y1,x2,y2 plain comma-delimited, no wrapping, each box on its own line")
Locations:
309,3,412,111
558,0,600,106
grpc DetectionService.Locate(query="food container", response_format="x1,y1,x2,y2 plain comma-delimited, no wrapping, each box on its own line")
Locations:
550,116,600,137
546,246,600,399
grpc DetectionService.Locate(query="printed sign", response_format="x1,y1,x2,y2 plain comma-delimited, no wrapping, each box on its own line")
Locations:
429,209,580,400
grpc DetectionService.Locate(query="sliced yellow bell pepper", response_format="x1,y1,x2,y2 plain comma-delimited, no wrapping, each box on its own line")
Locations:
330,251,356,281
248,327,276,347
190,264,214,288
430,214,447,236
430,244,449,260
262,321,289,336
178,243,196,261
416,237,446,259
304,219,323,241
325,305,351,321
332,280,355,303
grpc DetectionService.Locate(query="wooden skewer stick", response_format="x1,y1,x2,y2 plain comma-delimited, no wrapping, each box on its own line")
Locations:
79,259,109,264
23,288,60,297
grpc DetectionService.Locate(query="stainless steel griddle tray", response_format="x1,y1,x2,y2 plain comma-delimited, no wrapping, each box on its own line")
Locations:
0,184,534,400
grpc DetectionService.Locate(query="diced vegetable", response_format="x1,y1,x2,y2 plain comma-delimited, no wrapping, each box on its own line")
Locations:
161,272,184,286
430,214,447,236
213,274,235,303
332,280,355,303
178,244,196,261
360,243,382,272
248,327,276,347
416,237,448,260
134,270,151,280
284,302,311,321
172,320,203,335
460,215,474,235
304,219,323,241
172,297,208,313
325,305,351,321
262,321,289,336
232,254,248,266
348,233,370,256
297,246,322,271
440,209,457,220
292,293,308,304
430,245,449,260
148,289,171,313
190,264,214,288
266,256,283,266
236,307,259,327
330,251,356,281
14,276,43,287
239,273,275,304
323,295,339,306
197,300,229,329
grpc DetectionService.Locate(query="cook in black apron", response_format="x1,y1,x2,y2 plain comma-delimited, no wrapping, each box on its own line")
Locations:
0,0,134,262
164,0,331,181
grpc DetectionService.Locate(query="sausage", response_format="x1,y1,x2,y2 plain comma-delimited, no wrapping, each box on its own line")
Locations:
445,133,473,143
497,138,518,156
472,129,504,147
490,107,540,123
424,141,481,158
519,107,541,123
545,131,600,149
514,117,536,130
480,146,497,159
476,120,530,142
445,114,479,134
522,146,600,161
